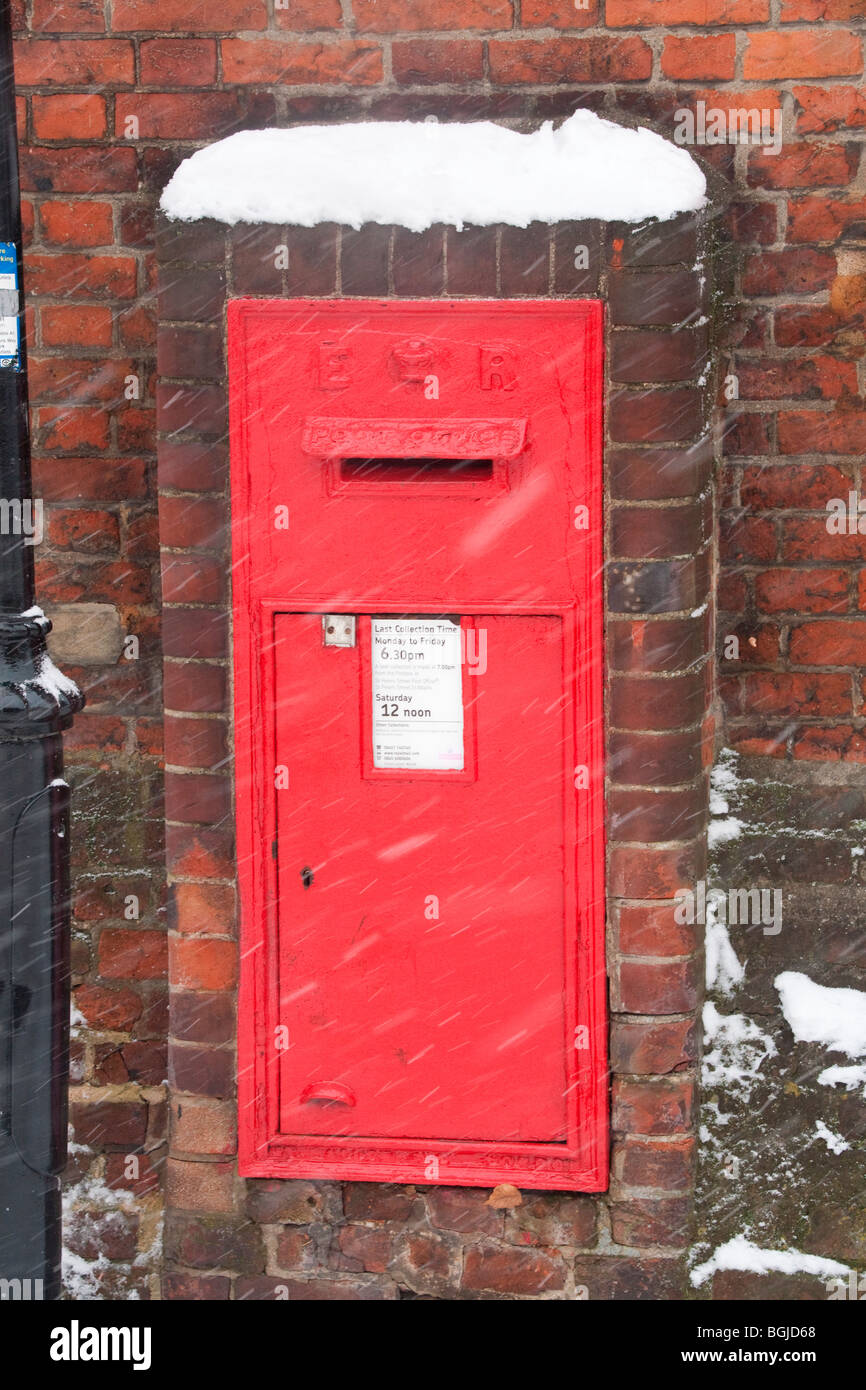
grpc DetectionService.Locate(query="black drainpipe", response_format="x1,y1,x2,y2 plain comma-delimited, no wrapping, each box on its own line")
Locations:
0,0,84,1300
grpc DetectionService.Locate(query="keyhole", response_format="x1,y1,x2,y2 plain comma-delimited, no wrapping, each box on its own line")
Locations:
300,866,314,888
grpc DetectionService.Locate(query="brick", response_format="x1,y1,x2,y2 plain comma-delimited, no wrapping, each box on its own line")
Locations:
748,142,858,190
163,1273,230,1300
169,1043,234,1098
392,39,484,84
158,267,226,324
344,1184,416,1222
610,729,702,786
105,1151,162,1196
113,0,266,28
23,144,137,193
736,356,857,400
521,0,598,20
25,253,136,299
609,389,703,445
617,902,697,957
140,39,218,86
158,439,228,493
246,1179,342,1224
163,663,227,715
165,1158,236,1213
116,92,246,141
611,501,707,559
13,38,135,86
30,355,133,404
609,617,707,674
743,248,837,296
504,1195,596,1249
165,824,234,882
32,93,106,140
779,409,866,455
610,329,707,384
610,439,713,501
99,928,167,981
609,843,704,899
41,303,113,346
462,1243,566,1294
170,936,236,992
608,557,707,614
163,715,227,770
427,1186,504,1236
66,1210,139,1262
609,785,706,842
611,1197,692,1247
793,725,866,762
74,983,143,1032
611,1018,698,1074
787,195,866,244
158,326,223,381
337,1225,392,1274
165,1212,260,1271
171,990,235,1045
354,0,511,29
608,271,702,326
612,1078,694,1135
744,30,862,80
236,1275,392,1300
488,37,652,84
161,554,224,604
755,569,849,615
616,1137,695,1191
794,84,866,134
32,0,105,29
72,1100,148,1148
617,959,699,1014
164,769,230,824
169,881,235,936
446,226,496,296
499,224,550,296
607,0,767,19
274,0,341,26
741,672,851,716
392,227,445,296
789,620,866,666
661,34,736,79
221,39,383,86
47,506,120,552
341,224,391,296
35,456,147,502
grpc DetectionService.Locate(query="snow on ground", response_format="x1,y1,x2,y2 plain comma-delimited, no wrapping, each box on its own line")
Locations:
690,1235,849,1288
160,111,707,230
775,971,866,1059
813,1120,850,1155
702,1001,776,1102
705,906,745,996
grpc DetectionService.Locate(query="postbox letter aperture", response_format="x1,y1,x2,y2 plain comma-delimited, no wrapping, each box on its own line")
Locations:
229,299,607,1192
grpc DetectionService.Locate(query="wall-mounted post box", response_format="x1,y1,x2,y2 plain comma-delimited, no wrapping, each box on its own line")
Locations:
229,299,606,1191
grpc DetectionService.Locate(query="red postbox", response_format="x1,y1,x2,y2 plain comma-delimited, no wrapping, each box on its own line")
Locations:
229,299,606,1190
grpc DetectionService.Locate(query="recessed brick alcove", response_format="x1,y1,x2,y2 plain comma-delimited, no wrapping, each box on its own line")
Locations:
155,204,718,1300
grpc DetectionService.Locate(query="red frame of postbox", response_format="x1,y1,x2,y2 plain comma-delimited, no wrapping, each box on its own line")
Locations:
229,299,608,1191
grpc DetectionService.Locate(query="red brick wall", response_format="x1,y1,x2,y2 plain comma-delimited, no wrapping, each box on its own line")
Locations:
14,0,865,1297
154,210,713,1299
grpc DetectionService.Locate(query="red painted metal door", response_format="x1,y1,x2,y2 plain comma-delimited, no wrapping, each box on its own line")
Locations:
230,299,606,1190
275,613,566,1142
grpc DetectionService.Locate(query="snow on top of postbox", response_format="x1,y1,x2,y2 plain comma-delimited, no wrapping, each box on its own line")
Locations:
160,111,706,231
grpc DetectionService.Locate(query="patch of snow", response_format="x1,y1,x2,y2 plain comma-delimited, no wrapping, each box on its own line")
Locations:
817,1062,866,1096
813,1120,850,1155
690,601,708,617
775,971,866,1058
35,656,79,700
690,1234,849,1288
160,112,707,230
708,816,743,848
702,1001,776,1100
706,907,745,995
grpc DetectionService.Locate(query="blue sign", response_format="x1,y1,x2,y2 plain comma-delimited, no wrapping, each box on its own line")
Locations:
0,242,21,371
